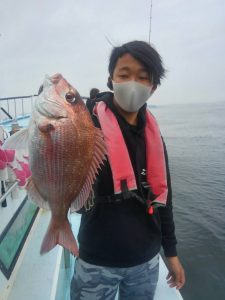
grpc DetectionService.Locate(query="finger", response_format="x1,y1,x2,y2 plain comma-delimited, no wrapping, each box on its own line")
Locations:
166,272,172,280
167,278,174,284
176,282,183,290
166,276,173,282
175,274,185,289
176,270,185,289
176,279,185,290
168,274,185,289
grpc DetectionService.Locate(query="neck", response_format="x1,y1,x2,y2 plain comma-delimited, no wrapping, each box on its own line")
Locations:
113,98,138,125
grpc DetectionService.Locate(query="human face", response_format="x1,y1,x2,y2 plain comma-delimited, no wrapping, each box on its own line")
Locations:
112,53,153,87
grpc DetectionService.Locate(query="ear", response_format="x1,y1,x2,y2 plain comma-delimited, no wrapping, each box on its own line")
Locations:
151,84,157,95
107,77,113,90
151,85,157,94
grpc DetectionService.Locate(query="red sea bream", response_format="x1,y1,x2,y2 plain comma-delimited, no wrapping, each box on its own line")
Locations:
3,74,107,256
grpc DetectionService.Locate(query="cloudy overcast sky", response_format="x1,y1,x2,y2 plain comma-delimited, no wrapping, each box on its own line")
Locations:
0,0,225,104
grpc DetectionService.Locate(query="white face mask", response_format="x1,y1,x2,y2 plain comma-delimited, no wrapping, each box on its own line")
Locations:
112,81,153,112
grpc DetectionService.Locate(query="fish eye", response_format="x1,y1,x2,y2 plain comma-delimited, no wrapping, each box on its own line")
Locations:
65,91,76,103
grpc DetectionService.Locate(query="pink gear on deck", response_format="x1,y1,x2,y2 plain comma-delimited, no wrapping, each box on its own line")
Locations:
0,145,30,186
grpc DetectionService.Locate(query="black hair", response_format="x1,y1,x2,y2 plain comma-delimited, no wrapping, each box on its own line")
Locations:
107,40,166,90
90,88,100,99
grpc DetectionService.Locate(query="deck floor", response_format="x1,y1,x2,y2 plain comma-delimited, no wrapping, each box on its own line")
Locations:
3,210,183,300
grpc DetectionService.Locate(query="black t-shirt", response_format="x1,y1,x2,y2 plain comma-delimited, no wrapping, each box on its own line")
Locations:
78,92,177,267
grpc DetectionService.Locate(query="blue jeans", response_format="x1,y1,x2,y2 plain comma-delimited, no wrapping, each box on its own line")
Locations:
70,254,159,300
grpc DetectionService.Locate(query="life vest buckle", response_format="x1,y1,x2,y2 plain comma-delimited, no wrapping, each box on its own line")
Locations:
141,182,155,215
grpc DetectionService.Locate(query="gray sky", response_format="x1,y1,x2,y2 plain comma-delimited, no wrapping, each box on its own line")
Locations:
0,0,225,104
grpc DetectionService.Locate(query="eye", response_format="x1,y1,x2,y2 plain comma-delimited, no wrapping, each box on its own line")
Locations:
139,76,149,81
119,74,128,78
139,74,150,81
65,91,76,103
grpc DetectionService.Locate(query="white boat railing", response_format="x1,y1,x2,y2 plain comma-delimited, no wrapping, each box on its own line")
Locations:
0,95,37,122
0,182,18,206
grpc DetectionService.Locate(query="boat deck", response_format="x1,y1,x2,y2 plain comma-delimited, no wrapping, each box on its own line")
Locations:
1,210,183,300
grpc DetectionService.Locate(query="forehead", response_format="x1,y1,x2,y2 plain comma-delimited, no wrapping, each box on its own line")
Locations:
114,53,147,72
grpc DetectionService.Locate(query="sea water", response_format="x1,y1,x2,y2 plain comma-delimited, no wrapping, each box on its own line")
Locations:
152,101,225,300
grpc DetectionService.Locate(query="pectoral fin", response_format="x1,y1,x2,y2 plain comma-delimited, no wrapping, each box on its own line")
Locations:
2,128,29,151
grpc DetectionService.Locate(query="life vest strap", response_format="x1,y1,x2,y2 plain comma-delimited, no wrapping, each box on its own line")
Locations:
120,179,130,199
93,191,145,205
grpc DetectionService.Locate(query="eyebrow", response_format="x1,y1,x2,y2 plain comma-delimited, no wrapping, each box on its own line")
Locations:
118,67,130,72
118,66,148,72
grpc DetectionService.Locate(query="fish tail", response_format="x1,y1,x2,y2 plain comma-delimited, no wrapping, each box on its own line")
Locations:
40,218,79,256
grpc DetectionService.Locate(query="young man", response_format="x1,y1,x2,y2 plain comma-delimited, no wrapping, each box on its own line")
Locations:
71,40,185,300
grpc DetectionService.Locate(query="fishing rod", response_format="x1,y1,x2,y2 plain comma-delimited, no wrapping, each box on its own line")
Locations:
149,0,153,43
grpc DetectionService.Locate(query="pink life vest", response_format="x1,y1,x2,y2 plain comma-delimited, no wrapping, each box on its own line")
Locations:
94,101,168,208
